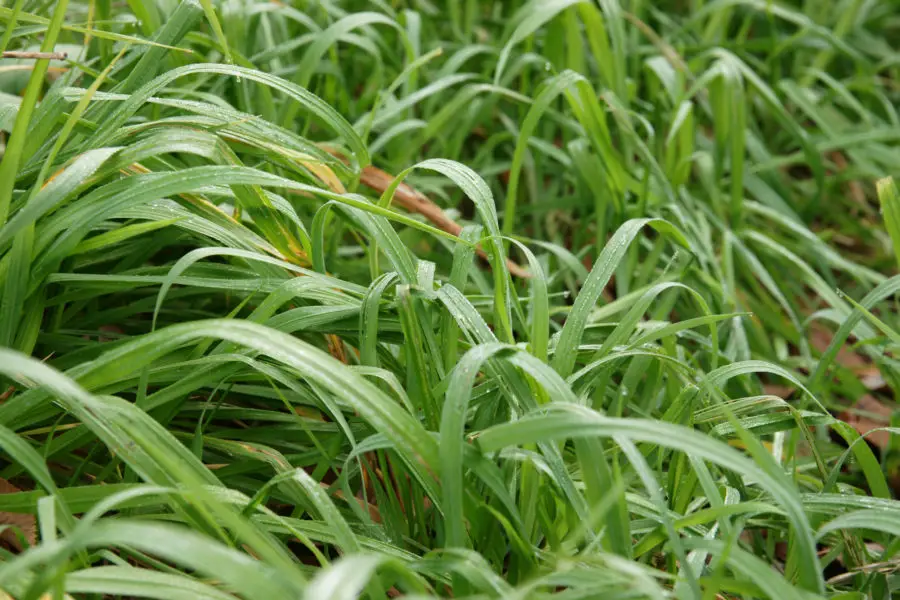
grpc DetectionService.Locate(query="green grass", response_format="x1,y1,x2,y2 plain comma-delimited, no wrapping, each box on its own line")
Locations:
0,0,899,598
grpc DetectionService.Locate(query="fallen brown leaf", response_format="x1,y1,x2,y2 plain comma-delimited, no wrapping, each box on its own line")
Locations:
839,394,895,451
857,367,887,391
804,324,896,450
810,322,868,371
763,384,795,399
0,478,36,551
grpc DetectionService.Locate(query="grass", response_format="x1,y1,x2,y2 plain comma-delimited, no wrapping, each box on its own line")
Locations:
0,0,899,597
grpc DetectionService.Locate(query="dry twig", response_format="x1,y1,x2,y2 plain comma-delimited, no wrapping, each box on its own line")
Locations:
1,51,68,60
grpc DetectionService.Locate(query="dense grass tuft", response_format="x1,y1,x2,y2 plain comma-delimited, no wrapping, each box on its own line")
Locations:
1,0,899,598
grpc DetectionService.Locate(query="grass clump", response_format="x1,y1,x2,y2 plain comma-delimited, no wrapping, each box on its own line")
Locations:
0,0,899,598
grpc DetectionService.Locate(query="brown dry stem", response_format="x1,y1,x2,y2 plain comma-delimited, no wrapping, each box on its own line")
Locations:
321,149,530,278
